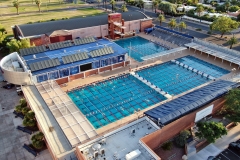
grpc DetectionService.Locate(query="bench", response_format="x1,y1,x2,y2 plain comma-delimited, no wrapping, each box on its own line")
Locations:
17,126,33,135
23,144,38,157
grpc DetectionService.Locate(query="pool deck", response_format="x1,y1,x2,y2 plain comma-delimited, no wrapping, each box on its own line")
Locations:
59,34,240,138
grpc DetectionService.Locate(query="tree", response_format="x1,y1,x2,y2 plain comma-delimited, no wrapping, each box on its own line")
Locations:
13,0,20,15
121,4,128,12
31,132,44,149
96,0,101,7
195,121,227,143
22,107,30,115
6,38,31,53
32,140,44,149
35,0,42,12
178,21,187,32
20,98,27,107
168,18,177,30
220,89,240,122
0,24,7,35
227,36,238,49
210,17,239,38
110,0,116,13
25,111,35,119
138,0,144,9
224,1,230,11
195,5,204,17
153,0,158,13
175,130,190,147
229,5,240,12
23,117,36,127
15,105,23,113
158,14,165,26
158,2,177,15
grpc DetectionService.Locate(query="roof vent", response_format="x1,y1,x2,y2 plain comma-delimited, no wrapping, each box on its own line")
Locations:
33,55,36,59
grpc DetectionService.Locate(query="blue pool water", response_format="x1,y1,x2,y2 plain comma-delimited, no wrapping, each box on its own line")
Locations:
68,74,166,129
115,36,167,62
176,56,230,78
136,56,229,95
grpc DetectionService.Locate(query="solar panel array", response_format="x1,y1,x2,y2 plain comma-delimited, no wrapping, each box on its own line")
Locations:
19,45,47,56
90,47,114,58
29,58,60,71
48,40,73,50
73,37,96,46
62,52,89,64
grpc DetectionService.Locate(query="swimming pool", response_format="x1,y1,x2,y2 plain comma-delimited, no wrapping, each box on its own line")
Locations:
68,74,166,129
176,56,230,78
136,56,229,95
115,36,167,62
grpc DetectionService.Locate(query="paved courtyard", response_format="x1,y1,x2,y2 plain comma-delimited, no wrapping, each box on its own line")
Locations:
0,72,52,160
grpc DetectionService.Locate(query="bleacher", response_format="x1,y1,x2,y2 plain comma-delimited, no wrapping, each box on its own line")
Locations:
150,26,192,47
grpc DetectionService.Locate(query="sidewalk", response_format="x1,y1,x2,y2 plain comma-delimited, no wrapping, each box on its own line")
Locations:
188,124,240,160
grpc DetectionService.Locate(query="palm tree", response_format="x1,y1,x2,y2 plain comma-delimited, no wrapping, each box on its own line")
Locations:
110,0,116,13
22,107,30,115
138,0,144,9
0,27,6,34
20,98,27,107
158,14,165,26
153,0,158,13
178,21,187,32
35,0,42,12
121,4,128,12
13,0,20,15
168,18,177,30
96,0,101,8
31,132,44,141
15,105,22,113
25,111,35,119
227,36,238,49
32,139,44,149
23,117,36,127
196,5,204,17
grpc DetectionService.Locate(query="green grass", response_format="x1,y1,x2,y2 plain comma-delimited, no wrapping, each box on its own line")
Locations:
0,0,84,6
0,1,87,14
0,8,105,36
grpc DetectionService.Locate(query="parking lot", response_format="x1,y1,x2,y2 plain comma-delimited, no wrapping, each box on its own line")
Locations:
215,148,240,160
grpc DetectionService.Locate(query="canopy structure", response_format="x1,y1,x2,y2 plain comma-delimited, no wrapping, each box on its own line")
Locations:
144,80,237,125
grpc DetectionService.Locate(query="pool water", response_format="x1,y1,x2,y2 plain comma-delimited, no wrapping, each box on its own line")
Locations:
115,36,167,62
68,74,166,129
176,56,230,78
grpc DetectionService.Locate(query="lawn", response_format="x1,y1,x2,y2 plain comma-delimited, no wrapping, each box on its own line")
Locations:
0,0,85,6
0,1,88,15
0,8,106,36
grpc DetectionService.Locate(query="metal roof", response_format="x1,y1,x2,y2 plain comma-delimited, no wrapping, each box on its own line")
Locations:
17,11,149,37
144,80,237,125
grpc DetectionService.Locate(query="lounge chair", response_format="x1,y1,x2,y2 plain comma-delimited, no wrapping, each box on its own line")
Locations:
23,144,38,157
17,126,33,135
13,110,24,119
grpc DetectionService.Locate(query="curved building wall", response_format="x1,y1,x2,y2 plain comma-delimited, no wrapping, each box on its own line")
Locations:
0,52,32,85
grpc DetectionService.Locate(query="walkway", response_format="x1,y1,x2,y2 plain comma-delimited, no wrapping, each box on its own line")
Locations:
188,125,240,160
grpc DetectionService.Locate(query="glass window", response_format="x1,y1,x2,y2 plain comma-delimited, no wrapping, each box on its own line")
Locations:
70,66,79,75
92,61,100,69
48,71,59,80
37,74,48,83
59,68,70,78
118,55,125,62
112,57,117,64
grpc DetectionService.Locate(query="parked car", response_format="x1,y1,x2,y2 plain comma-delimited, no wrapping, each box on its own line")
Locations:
2,83,14,89
228,142,240,154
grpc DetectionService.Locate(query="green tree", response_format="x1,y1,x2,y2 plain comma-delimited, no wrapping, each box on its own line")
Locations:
168,18,177,29
0,24,7,35
35,0,42,12
23,117,36,127
31,132,44,149
22,107,30,115
96,0,101,7
161,141,173,150
158,2,177,15
138,0,144,9
227,36,238,49
178,21,187,32
224,1,230,11
13,0,20,15
25,111,35,119
196,121,227,143
229,5,240,12
210,17,239,38
6,38,31,53
32,140,44,149
121,4,128,12
19,98,27,107
110,0,116,12
158,14,165,26
220,89,240,122
0,33,6,45
15,105,23,113
195,5,204,17
153,0,158,13
175,130,190,147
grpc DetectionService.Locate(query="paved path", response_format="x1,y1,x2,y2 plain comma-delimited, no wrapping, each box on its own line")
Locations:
188,124,240,160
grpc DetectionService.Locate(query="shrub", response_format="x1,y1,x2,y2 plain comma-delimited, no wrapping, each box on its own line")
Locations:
229,5,240,12
196,28,202,31
175,130,190,147
161,141,173,151
27,22,33,24
207,31,212,34
50,18,57,21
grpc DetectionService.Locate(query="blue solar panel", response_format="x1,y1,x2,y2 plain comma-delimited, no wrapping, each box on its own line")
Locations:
144,80,236,125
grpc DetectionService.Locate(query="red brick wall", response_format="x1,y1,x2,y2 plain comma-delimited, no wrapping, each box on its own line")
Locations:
140,19,153,32
141,97,225,150
30,34,50,46
99,66,112,72
113,62,124,68
85,69,98,77
69,73,84,81
55,77,68,85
